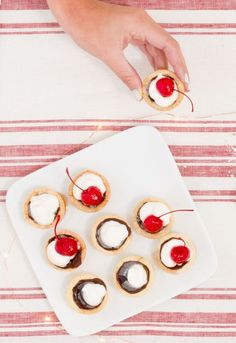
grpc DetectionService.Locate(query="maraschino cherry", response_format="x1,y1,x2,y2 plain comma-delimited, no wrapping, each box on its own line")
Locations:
54,215,78,256
170,245,190,264
156,77,194,112
143,209,194,233
66,168,103,206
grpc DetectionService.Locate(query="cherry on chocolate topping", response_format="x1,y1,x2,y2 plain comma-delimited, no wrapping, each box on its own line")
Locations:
143,209,194,233
170,245,190,264
66,167,103,207
53,214,78,256
81,186,103,206
155,76,194,112
156,77,174,97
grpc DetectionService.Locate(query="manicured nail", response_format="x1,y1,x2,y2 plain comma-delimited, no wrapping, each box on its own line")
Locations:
132,88,143,101
184,73,190,91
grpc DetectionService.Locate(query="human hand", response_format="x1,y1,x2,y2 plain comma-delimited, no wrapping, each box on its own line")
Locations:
47,0,189,99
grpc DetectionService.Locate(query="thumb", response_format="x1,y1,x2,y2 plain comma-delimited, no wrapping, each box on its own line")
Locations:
105,52,142,96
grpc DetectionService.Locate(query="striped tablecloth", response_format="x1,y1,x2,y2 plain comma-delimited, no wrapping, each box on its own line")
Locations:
0,1,236,342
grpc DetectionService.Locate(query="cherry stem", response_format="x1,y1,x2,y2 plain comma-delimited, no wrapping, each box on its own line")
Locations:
174,89,194,112
159,209,194,219
66,167,84,191
54,214,61,240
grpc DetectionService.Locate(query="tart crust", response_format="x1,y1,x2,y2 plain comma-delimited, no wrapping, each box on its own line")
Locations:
91,215,132,254
45,230,86,272
142,69,185,111
133,198,173,239
67,273,108,314
156,232,196,274
68,169,111,212
114,255,153,296
24,188,66,229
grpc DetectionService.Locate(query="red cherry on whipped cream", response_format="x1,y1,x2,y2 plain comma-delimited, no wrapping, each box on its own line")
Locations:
155,76,194,112
156,77,174,97
81,186,103,206
143,209,194,233
66,168,103,207
54,215,78,256
170,245,190,264
143,215,163,233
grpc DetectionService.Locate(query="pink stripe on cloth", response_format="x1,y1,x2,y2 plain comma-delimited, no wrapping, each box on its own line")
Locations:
1,0,236,10
100,330,236,337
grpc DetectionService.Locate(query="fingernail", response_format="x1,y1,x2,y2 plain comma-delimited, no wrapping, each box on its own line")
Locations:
184,73,190,91
132,88,143,101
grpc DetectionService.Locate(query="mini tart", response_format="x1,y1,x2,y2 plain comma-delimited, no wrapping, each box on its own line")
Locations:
67,274,108,314
91,215,132,254
156,232,196,274
133,198,173,239
114,256,153,296
142,69,185,111
24,188,66,229
46,230,86,271
68,169,111,212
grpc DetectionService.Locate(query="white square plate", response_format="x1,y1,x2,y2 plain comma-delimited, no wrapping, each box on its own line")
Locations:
6,126,217,336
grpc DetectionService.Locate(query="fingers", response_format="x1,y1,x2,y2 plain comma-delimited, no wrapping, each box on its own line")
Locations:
144,21,190,90
104,51,142,97
145,44,168,70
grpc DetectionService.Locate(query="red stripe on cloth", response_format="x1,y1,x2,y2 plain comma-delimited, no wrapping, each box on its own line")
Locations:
100,330,236,337
1,23,236,29
0,144,235,158
0,144,87,157
104,0,236,10
0,312,58,324
179,165,235,177
0,23,59,29
0,119,235,124
175,294,236,300
0,294,46,300
193,199,236,202
127,311,236,324
176,158,236,164
0,31,64,35
1,0,235,10
170,145,236,157
115,323,236,329
190,190,236,196
0,287,42,291
0,124,235,133
0,330,66,337
0,164,235,177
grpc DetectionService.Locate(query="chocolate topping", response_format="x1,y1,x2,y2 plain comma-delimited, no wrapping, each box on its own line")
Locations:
96,218,131,251
72,278,106,310
47,234,82,269
159,237,190,270
116,261,150,294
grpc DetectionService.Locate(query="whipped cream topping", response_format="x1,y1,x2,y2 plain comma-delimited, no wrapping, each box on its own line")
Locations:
72,172,106,201
29,193,59,225
127,263,148,289
98,220,129,249
81,282,106,307
139,202,171,227
148,73,178,107
46,239,78,268
160,238,191,268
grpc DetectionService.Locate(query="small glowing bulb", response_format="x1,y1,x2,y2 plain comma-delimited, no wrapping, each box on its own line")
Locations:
98,125,102,130
99,338,106,343
44,315,51,322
